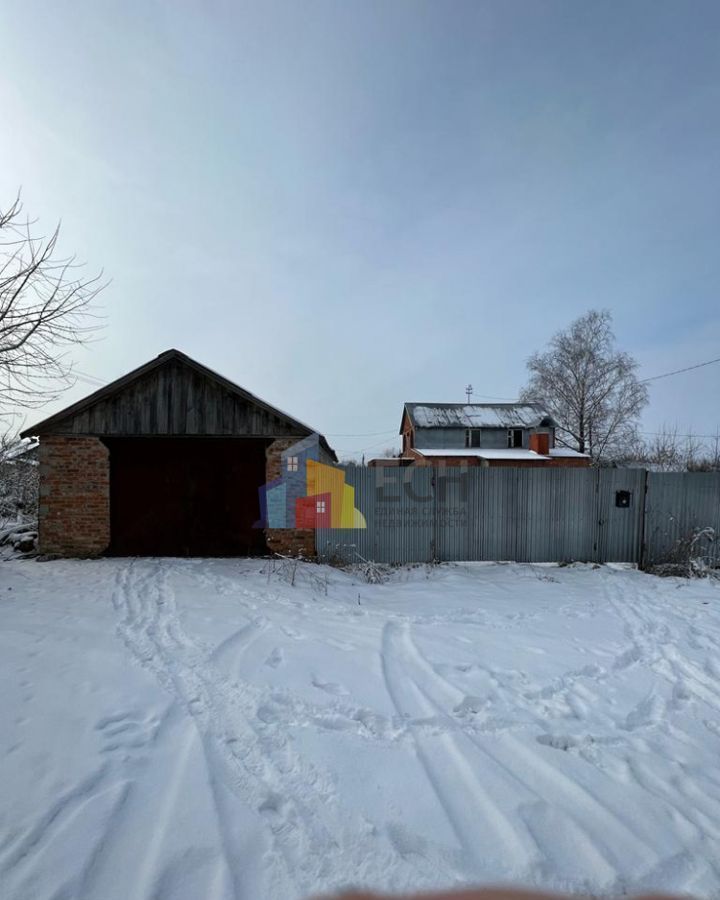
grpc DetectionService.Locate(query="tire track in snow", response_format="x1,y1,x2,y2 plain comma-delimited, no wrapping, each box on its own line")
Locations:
74,706,228,900
386,620,677,888
0,764,114,875
2,561,279,900
111,559,439,898
381,620,539,876
112,560,291,899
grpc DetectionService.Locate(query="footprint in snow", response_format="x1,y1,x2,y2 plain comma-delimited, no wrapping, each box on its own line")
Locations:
95,711,160,753
265,647,284,668
536,733,580,751
311,676,349,696
623,692,666,730
453,695,485,717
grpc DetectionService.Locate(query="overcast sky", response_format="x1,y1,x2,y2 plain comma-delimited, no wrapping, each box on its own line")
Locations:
2,0,720,459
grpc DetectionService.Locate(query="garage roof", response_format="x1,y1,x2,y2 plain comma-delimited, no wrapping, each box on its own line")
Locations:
21,349,337,460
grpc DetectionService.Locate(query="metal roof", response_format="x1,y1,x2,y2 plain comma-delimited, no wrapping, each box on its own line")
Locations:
402,401,556,431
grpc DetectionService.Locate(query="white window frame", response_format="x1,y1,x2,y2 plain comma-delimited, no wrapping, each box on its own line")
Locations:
316,499,326,514
465,428,481,448
287,456,299,472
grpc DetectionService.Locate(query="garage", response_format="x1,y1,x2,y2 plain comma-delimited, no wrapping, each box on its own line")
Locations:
22,350,336,558
106,437,270,556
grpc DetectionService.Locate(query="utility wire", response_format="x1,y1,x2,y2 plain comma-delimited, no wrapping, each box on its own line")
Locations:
641,355,720,384
325,428,397,437
639,429,720,439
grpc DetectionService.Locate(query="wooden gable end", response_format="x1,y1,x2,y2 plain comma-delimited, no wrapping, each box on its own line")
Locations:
35,356,309,438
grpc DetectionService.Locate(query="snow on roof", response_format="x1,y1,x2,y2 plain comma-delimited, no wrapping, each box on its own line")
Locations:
404,402,556,430
549,448,590,459
415,448,549,461
1,437,39,462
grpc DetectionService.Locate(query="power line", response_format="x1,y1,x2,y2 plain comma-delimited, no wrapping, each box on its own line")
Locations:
641,355,720,384
640,429,720,439
72,369,106,386
325,428,397,437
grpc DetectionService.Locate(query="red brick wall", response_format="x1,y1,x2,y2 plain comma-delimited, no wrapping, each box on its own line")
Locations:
264,437,316,558
265,437,297,483
265,528,316,558
545,456,591,468
38,436,110,556
406,452,481,467
529,431,551,455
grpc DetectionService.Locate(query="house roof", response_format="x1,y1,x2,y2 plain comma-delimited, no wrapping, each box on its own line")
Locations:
21,349,337,460
548,448,589,459
401,402,556,432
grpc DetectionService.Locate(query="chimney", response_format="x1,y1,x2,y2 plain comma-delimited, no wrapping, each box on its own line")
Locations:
529,431,550,456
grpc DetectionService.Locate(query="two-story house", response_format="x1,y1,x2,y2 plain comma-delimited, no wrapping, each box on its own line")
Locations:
397,402,590,467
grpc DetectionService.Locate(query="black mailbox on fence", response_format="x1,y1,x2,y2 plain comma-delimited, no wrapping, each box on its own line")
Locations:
615,490,633,509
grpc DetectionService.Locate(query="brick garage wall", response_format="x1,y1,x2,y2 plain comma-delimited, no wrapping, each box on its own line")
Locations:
264,437,316,558
265,437,296,482
38,436,110,556
265,528,316,558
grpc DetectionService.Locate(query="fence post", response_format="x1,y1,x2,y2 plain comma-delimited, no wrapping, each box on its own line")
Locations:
638,468,649,570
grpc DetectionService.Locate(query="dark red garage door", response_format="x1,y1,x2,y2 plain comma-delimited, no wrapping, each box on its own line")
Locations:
106,437,269,556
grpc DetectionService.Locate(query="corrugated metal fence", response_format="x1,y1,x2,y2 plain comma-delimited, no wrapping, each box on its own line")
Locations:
644,472,720,566
316,467,720,565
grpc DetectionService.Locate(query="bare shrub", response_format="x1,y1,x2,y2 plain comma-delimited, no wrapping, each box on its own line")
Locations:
261,554,329,595
649,526,719,579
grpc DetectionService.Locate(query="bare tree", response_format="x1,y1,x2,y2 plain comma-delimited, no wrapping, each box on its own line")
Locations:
520,309,648,462
0,193,104,423
624,425,720,472
645,425,683,471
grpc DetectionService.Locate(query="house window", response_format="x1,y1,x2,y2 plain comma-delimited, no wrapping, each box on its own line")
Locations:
287,456,299,472
508,429,523,448
465,429,481,448
316,499,326,514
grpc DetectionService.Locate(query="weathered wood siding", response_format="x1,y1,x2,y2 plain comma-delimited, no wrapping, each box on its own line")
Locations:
47,359,306,437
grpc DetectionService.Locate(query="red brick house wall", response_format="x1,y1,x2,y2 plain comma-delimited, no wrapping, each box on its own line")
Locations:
38,436,110,556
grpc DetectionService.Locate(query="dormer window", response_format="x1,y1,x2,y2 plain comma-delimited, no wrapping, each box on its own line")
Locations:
507,429,523,448
465,429,481,448
287,456,299,472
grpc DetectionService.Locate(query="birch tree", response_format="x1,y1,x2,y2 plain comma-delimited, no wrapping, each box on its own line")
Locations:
521,309,648,461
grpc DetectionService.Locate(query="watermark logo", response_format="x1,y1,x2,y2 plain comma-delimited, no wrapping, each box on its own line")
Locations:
256,434,366,530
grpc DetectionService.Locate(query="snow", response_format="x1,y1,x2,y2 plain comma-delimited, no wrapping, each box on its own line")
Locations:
416,448,548,461
1,438,39,462
406,403,554,429
549,448,590,459
2,558,720,899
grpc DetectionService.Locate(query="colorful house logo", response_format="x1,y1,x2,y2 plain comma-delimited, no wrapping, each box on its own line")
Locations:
256,434,366,530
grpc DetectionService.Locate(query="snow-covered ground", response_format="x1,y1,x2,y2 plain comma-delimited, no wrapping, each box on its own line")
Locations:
1,558,720,899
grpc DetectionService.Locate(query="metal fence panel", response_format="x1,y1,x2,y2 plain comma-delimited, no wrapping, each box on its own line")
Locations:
596,468,647,563
315,466,719,566
316,467,435,564
434,468,470,561
644,472,720,566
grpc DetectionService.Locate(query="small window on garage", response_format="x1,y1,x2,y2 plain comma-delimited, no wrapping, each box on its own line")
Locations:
316,499,326,514
465,429,481,448
287,456,299,472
